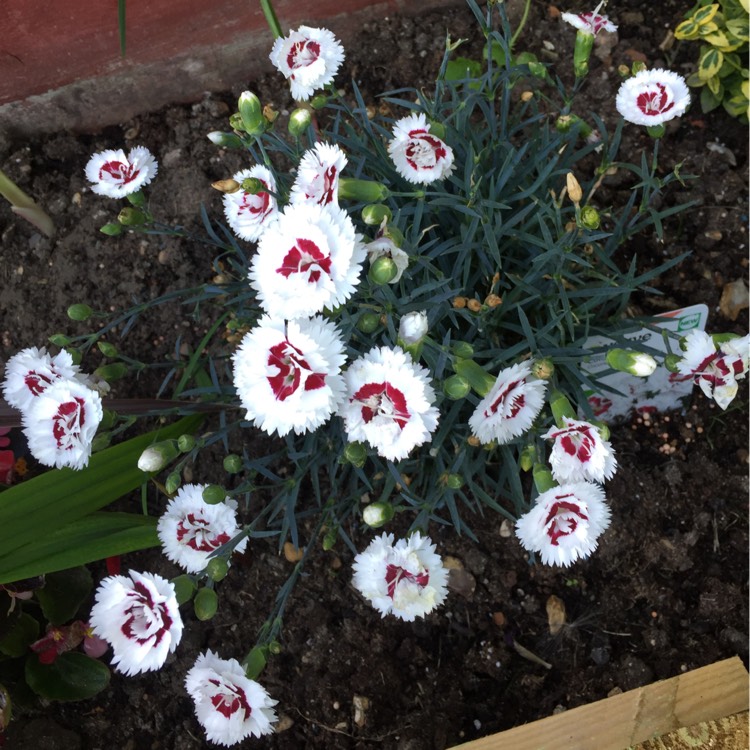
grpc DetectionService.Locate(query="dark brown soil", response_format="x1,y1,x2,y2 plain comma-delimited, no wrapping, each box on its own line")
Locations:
1,2,748,749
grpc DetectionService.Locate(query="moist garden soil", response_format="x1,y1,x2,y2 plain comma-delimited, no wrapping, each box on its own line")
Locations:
1,1,748,748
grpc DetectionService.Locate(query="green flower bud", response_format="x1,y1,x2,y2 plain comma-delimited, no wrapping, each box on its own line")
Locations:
288,107,312,136
631,61,647,75
453,359,496,398
97,340,118,358
207,131,245,149
519,444,536,472
241,177,264,194
338,177,389,203
531,358,555,380
663,353,682,373
126,190,146,208
228,112,245,131
238,91,265,135
549,390,576,426
117,207,146,226
48,333,71,347
443,374,471,400
606,349,658,377
361,204,393,226
533,463,557,494
177,434,196,452
369,256,398,285
445,473,464,490
452,341,474,359
137,439,179,473
427,120,446,139
99,222,123,236
206,557,229,582
165,471,182,495
362,502,395,528
202,485,227,505
94,362,128,381
342,441,367,468
579,205,601,230
193,587,219,621
268,640,282,655
172,574,196,605
572,29,595,78
310,94,328,110
223,454,243,473
322,526,338,550
357,312,381,333
67,304,93,322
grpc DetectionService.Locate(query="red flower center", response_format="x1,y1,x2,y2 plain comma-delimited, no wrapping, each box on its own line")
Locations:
176,512,231,552
484,378,525,419
121,581,172,646
24,369,55,396
276,238,332,284
405,130,447,171
267,339,326,401
52,397,86,450
208,678,252,719
544,494,588,546
351,381,411,430
99,159,139,184
287,39,321,71
551,424,597,464
635,84,674,116
385,564,429,599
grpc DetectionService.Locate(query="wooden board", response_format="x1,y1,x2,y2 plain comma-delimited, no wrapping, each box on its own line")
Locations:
450,657,749,750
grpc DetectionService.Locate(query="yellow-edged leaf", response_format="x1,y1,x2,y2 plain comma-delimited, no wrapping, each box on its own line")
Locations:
697,21,720,36
702,30,731,46
698,48,724,79
706,74,723,96
693,3,720,25
674,19,700,39
725,17,749,41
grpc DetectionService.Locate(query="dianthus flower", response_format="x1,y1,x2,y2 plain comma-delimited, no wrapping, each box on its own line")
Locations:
269,26,345,101
515,481,611,566
340,346,439,462
22,378,103,470
615,69,690,127
232,315,346,436
85,146,158,198
249,203,365,319
543,417,617,484
561,8,617,35
89,570,183,675
223,166,278,242
185,650,278,745
352,532,449,621
388,113,455,185
290,142,347,207
157,484,248,574
2,346,80,413
468,362,546,445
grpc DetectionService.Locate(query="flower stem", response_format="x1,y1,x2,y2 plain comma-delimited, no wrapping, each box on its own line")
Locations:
510,0,532,51
259,0,284,39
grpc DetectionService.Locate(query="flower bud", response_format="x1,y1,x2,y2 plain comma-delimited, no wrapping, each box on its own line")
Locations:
531,358,555,380
137,440,179,473
443,374,471,400
362,502,395,528
452,341,474,358
631,61,647,75
342,441,368,468
223,454,243,473
310,94,328,110
663,353,682,373
117,207,146,226
206,557,229,582
238,91,265,135
369,256,398,285
211,179,241,193
171,574,196,605
67,304,93,322
579,205,601,230
48,333,71,348
361,203,393,226
97,340,118,358
126,190,146,208
99,222,123,236
606,348,658,377
398,311,428,345
202,485,227,505
338,177,389,203
322,526,338,550
549,390,576,426
193,587,219,621
519,444,536,472
445,473,464,490
566,172,583,205
453,359,497,398
533,463,557,494
240,177,265,194
177,434,196,452
228,113,245,131
357,312,381,334
94,362,128,381
572,29,595,78
207,131,245,149
165,471,182,495
288,107,312,136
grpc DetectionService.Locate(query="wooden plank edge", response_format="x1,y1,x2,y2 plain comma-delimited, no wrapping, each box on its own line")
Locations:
449,656,749,750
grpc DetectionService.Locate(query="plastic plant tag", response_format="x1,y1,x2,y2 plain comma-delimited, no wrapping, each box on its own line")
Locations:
582,304,709,420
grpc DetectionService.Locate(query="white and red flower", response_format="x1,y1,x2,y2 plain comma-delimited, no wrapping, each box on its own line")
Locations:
543,417,617,484
232,315,346,437
615,68,691,127
89,570,183,675
468,362,546,445
85,146,158,198
249,203,365,319
561,7,617,35
290,142,347,207
2,346,80,413
388,113,455,185
269,25,345,101
352,532,449,621
515,481,611,567
366,236,409,284
185,650,278,745
223,166,278,242
22,378,103,470
676,329,747,409
340,346,439,462
157,484,248,574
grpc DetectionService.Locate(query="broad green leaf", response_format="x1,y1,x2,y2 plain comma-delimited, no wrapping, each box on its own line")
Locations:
698,48,724,79
36,568,93,626
0,513,159,584
0,613,39,658
242,645,267,681
25,651,110,701
445,58,483,85
686,71,707,87
700,83,723,111
725,17,749,41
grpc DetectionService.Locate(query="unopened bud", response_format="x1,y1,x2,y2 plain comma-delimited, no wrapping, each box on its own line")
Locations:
357,312,381,333
343,441,368,468
241,177,264,194
338,177,389,203
288,107,312,136
566,172,583,205
663,353,682,373
96,341,118,358
202,485,227,504
48,334,71,348
444,473,464,490
631,61,647,75
533,464,557,494
67,304,93,322
452,341,474,358
579,205,600,230
369,256,398,285
211,179,241,193
363,502,395,528
193,587,219,621
322,526,338,550
206,557,229,582
453,359,497,398
137,440,179,473
531,358,555,380
572,29,595,78
238,91,265,135
310,94,328,110
549,390,576,426
361,204,392,226
171,574,196,605
223,454,243,473
165,471,182,495
606,348,658,377
99,222,123,236
117,207,146,226
592,420,610,441
519,444,536,472
427,120,446,139
207,131,245,149
177,434,196,452
398,311,428,345
443,374,471,400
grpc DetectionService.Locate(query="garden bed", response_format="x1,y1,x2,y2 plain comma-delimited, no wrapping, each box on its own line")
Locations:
1,1,748,748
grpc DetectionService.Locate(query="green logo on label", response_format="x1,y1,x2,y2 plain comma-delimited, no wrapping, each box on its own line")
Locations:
677,313,701,331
